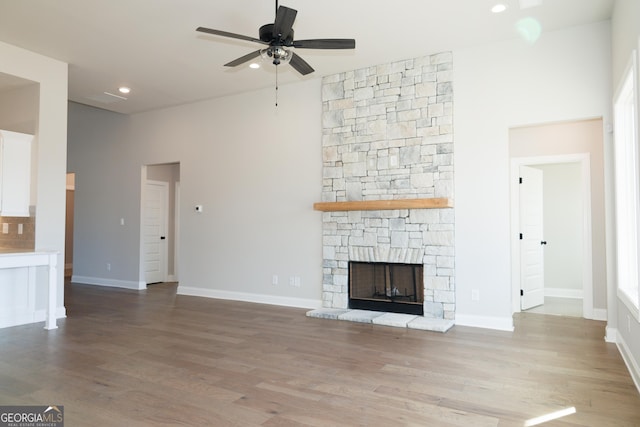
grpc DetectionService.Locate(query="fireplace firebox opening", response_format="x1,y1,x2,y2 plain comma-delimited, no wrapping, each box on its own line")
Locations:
349,261,424,315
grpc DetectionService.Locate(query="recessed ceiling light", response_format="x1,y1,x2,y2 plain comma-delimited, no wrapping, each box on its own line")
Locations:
491,4,508,13
249,63,260,69
118,86,131,94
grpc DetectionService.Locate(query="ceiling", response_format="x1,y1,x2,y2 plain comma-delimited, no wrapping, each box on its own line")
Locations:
0,0,614,115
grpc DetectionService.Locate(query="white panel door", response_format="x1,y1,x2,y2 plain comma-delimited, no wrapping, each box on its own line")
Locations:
520,166,545,310
143,181,168,284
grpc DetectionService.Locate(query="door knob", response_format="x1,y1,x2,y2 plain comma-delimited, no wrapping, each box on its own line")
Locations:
160,236,166,240
540,241,547,245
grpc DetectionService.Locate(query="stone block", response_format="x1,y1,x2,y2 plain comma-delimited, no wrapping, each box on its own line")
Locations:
422,301,444,318
323,166,343,179
436,82,453,96
372,313,418,328
399,145,421,165
408,317,454,333
343,162,367,177
410,172,434,189
435,180,453,198
323,246,336,259
434,290,455,304
354,87,374,101
426,276,450,291
437,256,455,269
391,231,409,248
431,51,452,65
388,121,416,139
323,146,339,162
423,231,454,246
307,308,350,320
322,110,344,128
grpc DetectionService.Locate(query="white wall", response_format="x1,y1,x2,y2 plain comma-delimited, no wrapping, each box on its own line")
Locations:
454,21,612,330
611,0,640,391
0,41,68,321
68,79,323,306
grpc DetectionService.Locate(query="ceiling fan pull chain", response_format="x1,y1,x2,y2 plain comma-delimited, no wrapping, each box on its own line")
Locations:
275,65,279,107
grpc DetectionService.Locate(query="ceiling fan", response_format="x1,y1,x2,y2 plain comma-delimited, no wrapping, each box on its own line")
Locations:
196,1,356,76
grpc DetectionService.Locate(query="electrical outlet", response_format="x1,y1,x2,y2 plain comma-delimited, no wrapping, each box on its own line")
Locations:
289,277,295,287
471,289,480,301
294,276,301,287
106,263,111,271
272,275,278,286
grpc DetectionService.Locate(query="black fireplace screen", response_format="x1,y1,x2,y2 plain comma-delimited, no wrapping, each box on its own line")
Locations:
349,261,424,314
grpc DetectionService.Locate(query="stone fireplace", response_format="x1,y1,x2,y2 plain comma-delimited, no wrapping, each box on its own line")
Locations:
312,52,455,328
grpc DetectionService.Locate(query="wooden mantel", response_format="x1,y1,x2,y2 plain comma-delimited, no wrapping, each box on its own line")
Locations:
313,198,453,212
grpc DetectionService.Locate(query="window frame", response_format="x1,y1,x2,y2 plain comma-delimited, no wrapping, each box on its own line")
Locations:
613,50,640,320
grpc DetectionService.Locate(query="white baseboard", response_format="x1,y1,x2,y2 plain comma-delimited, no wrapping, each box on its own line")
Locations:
454,314,514,331
615,329,640,395
177,286,323,310
71,275,146,290
544,288,583,299
605,326,617,343
0,306,66,329
591,308,608,321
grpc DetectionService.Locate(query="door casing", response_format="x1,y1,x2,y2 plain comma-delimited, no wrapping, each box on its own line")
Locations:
510,153,593,318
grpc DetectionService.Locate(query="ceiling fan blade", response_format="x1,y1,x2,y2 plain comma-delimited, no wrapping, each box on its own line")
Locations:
273,6,297,41
196,27,267,45
224,50,262,67
289,52,314,75
292,39,356,49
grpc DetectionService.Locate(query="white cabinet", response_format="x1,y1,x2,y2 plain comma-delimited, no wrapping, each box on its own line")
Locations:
0,130,33,217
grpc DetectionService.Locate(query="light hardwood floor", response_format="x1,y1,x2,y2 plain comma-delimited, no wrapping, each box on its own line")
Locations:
0,281,639,426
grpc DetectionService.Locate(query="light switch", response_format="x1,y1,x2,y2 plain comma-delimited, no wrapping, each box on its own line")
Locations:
18,224,23,235
2,223,8,234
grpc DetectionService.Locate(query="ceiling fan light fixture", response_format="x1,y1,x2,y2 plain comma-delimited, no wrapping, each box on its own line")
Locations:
260,47,292,65
118,86,131,94
249,63,260,69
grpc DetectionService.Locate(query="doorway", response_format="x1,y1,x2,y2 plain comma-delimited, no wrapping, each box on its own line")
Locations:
65,173,75,278
140,163,180,285
509,119,606,321
511,154,593,318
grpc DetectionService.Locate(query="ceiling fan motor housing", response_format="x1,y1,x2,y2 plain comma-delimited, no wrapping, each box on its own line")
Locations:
259,23,293,45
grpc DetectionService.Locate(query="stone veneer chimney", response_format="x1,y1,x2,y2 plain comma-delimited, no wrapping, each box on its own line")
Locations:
320,52,455,320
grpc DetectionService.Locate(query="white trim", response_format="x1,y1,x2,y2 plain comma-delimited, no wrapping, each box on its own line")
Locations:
177,286,323,310
616,329,640,395
174,181,180,282
71,275,146,290
454,314,514,331
612,50,640,320
605,326,617,343
511,153,594,320
544,288,583,299
592,308,607,321
0,306,66,329
618,288,640,321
